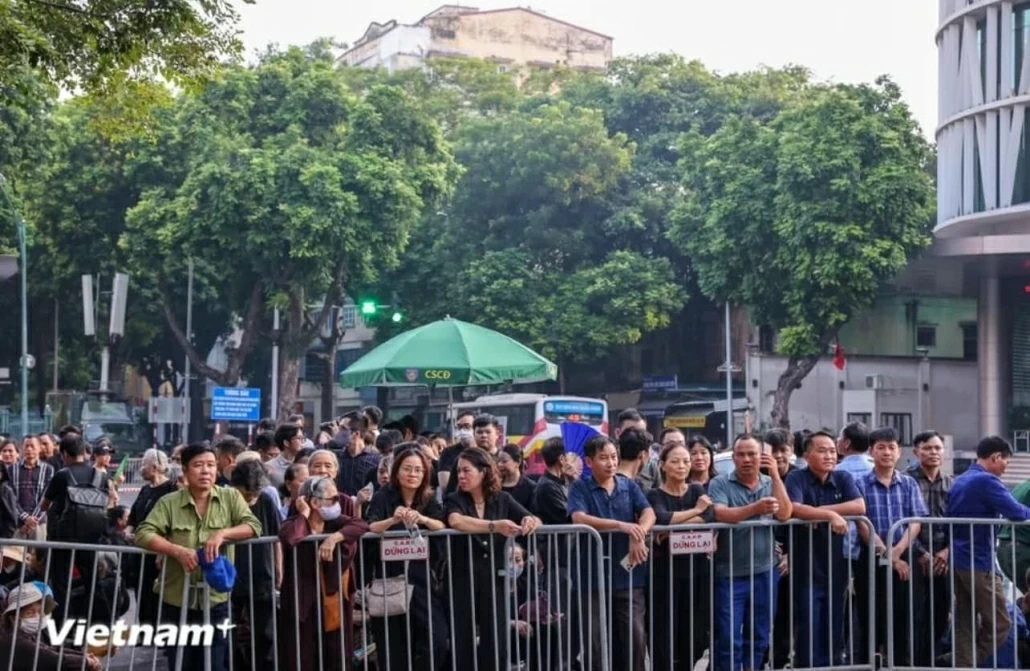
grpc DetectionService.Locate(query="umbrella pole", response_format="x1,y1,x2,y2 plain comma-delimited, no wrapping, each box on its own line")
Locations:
447,386,454,433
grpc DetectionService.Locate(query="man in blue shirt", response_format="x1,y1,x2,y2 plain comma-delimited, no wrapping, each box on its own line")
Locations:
568,433,655,671
709,433,792,671
834,421,873,661
786,430,866,669
856,427,928,667
947,435,1030,668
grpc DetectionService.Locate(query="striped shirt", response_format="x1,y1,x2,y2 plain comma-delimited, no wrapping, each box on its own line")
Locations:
10,460,54,517
856,469,928,547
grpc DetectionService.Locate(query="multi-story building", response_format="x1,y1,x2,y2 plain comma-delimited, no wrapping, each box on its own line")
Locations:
342,5,612,75
936,0,1030,444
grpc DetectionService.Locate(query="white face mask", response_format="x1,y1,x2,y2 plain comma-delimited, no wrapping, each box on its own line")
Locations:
3,562,17,574
19,615,42,635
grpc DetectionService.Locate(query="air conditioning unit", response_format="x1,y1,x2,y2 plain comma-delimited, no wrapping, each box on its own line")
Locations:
865,374,884,390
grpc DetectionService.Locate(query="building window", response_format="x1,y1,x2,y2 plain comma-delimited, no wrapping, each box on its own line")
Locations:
342,304,357,329
758,325,775,354
916,325,937,349
847,412,872,427
961,323,977,361
303,352,326,382
880,412,913,445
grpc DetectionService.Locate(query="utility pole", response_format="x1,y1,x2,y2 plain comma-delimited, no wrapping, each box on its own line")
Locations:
725,302,733,451
271,308,280,419
182,258,193,442
0,174,29,436
53,298,59,391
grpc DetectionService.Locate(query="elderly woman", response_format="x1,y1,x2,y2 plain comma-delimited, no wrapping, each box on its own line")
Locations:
135,443,261,671
0,581,100,670
306,450,358,518
279,475,368,671
446,447,541,671
364,444,448,670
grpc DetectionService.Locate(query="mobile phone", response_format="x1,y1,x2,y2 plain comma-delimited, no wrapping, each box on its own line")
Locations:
619,554,636,572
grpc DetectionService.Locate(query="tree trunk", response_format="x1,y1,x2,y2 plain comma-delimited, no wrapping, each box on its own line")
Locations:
769,331,838,429
160,281,265,387
276,289,307,422
319,343,339,424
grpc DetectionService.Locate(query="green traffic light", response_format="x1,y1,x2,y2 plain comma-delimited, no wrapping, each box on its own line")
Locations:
360,300,377,315
392,312,403,323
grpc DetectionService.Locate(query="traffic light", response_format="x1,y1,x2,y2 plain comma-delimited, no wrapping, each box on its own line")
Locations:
360,300,377,316
392,311,403,323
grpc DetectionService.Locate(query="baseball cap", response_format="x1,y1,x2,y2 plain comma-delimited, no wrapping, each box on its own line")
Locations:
4,581,56,616
195,550,237,593
93,442,113,455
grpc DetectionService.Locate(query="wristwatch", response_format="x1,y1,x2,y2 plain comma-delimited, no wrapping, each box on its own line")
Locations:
488,521,496,533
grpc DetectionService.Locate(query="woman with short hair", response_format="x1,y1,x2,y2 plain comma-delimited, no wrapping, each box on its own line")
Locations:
279,475,368,671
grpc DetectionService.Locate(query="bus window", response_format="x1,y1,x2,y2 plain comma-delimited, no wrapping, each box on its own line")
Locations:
474,405,536,437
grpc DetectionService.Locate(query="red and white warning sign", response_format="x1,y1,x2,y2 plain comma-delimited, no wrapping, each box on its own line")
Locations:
669,530,714,556
381,537,429,562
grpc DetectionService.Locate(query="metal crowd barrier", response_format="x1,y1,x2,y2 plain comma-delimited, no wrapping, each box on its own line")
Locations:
885,517,1030,671
17,516,1030,671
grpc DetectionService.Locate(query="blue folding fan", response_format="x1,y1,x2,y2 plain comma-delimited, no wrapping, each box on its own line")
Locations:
561,421,600,480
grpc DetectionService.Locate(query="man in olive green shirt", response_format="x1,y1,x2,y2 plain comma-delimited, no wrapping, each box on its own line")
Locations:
135,444,261,671
998,478,1030,585
135,485,262,608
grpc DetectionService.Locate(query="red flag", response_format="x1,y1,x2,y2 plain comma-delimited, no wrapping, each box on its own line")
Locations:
832,341,846,371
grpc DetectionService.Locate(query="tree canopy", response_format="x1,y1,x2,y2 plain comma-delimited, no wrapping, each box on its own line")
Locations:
671,76,935,427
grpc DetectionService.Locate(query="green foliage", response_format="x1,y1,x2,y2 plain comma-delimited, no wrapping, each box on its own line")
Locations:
0,0,248,93
672,77,934,356
380,93,685,365
122,46,458,389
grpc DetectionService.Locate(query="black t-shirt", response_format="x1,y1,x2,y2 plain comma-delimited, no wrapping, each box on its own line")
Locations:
234,492,281,600
44,463,109,525
364,484,445,581
437,444,464,475
128,480,178,529
531,472,569,526
647,485,714,571
503,476,535,512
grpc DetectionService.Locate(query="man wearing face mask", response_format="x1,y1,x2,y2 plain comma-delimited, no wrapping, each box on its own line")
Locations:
437,411,476,493
0,581,101,670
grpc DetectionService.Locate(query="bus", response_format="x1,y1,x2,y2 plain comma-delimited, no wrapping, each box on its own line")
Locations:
451,394,609,476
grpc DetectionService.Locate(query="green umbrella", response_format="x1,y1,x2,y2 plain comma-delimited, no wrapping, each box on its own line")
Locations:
339,317,558,388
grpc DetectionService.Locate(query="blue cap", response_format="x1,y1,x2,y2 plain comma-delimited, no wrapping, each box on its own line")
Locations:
195,550,236,593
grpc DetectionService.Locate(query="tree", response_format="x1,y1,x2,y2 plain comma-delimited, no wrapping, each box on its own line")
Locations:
124,46,458,420
671,77,935,428
1,0,247,94
380,100,686,383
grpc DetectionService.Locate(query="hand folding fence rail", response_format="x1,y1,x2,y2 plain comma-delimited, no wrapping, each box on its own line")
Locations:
13,516,1030,671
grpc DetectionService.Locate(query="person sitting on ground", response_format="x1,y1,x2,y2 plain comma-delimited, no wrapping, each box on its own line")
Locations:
0,581,100,670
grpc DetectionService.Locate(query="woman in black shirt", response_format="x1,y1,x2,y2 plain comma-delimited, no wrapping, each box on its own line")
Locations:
648,441,714,671
364,445,448,670
497,444,535,510
445,447,541,671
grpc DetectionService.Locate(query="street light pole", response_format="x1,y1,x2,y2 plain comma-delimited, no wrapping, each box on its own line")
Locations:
0,174,29,437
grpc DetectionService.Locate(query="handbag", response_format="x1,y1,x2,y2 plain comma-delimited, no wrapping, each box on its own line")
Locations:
361,576,413,618
321,566,350,633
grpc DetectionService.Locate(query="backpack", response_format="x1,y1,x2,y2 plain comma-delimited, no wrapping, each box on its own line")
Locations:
58,469,108,542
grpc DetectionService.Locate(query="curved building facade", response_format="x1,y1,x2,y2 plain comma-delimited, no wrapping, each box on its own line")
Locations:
937,0,1030,438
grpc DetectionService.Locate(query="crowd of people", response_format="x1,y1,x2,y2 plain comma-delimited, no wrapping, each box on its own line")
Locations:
1,408,1030,670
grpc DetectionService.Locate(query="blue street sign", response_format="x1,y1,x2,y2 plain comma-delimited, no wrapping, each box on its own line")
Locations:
210,387,261,422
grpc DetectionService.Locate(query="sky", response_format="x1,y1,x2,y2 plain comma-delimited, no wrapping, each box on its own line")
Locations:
238,0,940,139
